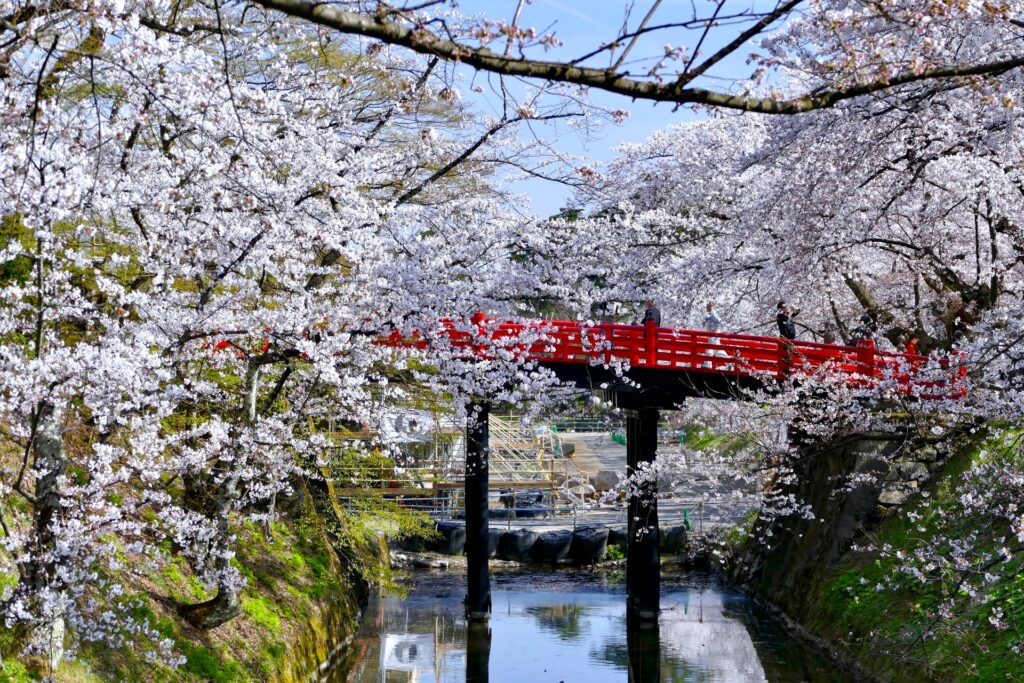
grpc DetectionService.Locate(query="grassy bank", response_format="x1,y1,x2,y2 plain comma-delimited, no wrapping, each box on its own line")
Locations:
800,434,1024,682
1,497,371,683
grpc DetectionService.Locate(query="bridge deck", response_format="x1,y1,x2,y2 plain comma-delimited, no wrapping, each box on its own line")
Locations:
385,317,966,404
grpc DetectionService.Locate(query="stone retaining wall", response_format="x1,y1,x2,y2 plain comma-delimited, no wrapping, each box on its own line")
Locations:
875,442,951,515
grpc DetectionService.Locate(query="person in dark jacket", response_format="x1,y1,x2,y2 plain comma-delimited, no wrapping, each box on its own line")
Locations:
641,299,661,326
851,313,876,343
776,301,798,340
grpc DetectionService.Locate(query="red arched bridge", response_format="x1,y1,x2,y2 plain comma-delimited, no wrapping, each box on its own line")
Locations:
383,315,967,622
385,316,967,405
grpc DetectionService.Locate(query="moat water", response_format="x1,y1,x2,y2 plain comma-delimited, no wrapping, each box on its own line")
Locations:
329,570,855,682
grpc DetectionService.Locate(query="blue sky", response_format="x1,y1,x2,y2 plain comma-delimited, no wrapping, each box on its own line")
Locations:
452,1,772,216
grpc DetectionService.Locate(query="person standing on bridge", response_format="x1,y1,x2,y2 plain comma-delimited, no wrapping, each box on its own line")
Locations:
704,302,722,334
851,313,877,344
822,322,838,344
905,334,919,356
641,299,661,326
703,302,725,368
776,301,798,340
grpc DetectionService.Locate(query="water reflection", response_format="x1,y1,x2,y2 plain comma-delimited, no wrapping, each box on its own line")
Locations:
626,609,659,683
526,604,589,641
466,622,490,683
334,572,853,683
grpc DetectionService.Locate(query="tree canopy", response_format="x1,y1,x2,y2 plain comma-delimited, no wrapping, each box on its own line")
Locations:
2,0,1024,672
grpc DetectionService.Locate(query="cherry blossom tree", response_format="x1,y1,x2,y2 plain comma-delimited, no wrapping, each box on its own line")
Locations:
554,2,1024,658
0,0,587,664
3,0,1024,671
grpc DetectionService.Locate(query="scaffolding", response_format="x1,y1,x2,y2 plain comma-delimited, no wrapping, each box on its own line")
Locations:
322,413,593,515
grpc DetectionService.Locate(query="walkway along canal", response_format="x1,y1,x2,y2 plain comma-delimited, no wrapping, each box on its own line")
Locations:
324,570,856,682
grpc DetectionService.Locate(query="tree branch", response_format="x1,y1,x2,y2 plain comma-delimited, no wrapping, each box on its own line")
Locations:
679,0,801,85
395,121,509,205
250,0,1024,114
611,0,662,71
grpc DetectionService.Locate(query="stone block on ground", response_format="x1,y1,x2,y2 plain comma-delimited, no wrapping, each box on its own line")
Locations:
391,552,451,570
393,534,426,552
532,529,573,564
592,469,624,492
426,521,466,555
487,528,502,558
878,487,914,506
570,526,609,565
607,525,628,549
496,528,538,563
660,524,688,554
895,461,930,481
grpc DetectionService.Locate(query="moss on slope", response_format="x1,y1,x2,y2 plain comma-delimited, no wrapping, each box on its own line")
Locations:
804,435,1024,682
3,499,366,683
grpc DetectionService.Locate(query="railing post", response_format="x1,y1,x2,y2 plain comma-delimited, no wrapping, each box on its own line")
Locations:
471,310,487,358
644,319,657,367
856,339,876,378
778,339,792,379
599,323,613,367
956,353,968,397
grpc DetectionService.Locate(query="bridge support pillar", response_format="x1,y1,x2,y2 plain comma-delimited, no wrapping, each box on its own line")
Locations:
465,401,491,621
626,406,660,619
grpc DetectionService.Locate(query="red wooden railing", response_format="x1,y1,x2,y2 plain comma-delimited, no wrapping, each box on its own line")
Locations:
384,316,967,400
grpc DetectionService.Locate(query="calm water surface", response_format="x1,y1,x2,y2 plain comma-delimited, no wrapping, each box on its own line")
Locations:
330,571,854,683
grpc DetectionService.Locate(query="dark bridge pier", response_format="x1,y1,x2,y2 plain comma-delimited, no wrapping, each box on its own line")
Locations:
625,406,660,619
465,401,492,621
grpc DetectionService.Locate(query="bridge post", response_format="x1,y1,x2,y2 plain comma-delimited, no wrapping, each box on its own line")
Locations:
626,406,660,619
856,339,877,378
644,319,657,366
465,400,491,621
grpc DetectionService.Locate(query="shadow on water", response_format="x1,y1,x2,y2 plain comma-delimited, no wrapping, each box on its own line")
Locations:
328,571,855,682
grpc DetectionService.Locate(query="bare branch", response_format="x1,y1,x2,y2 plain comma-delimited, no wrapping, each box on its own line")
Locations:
504,0,527,58
611,0,662,70
679,0,801,85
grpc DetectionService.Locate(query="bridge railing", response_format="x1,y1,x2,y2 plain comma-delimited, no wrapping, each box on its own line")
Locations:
382,317,966,399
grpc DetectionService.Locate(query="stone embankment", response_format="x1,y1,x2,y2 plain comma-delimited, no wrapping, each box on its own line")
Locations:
393,520,691,567
875,441,952,514
726,424,984,682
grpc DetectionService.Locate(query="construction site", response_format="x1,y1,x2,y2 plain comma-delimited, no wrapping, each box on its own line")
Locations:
322,412,757,533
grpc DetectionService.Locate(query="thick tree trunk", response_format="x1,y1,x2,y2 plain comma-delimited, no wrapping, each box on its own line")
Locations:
29,404,67,670
177,502,241,629
180,362,261,629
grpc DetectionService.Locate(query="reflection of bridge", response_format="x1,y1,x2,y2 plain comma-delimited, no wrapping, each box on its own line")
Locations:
385,318,967,623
